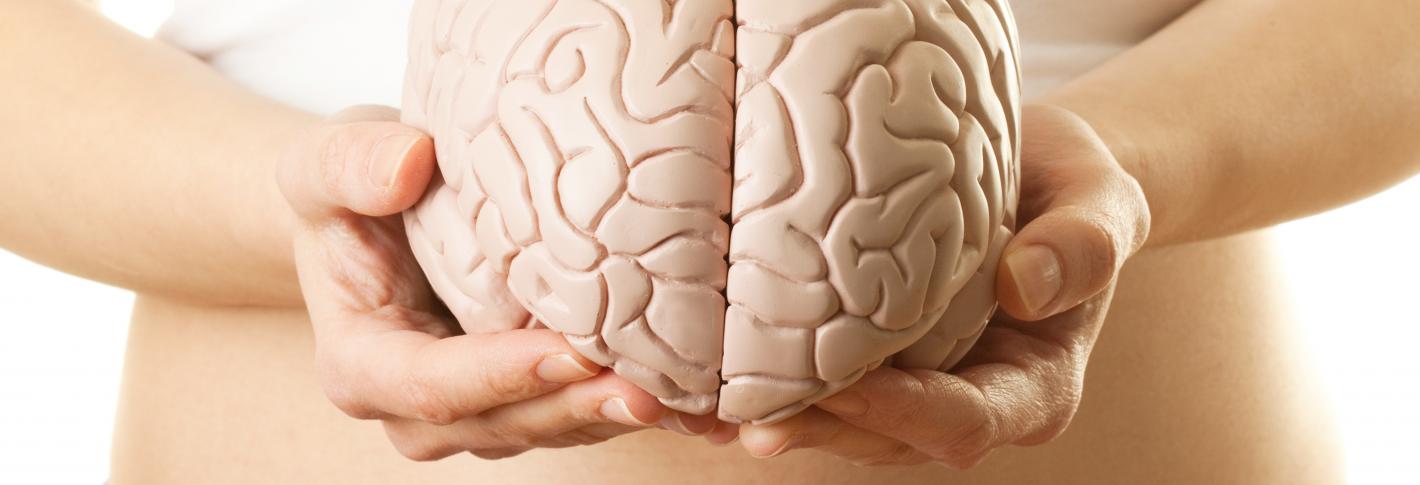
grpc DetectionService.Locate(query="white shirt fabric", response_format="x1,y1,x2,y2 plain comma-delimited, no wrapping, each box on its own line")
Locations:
158,0,1202,114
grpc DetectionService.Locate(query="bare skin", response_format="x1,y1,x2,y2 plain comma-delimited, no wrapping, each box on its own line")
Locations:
2,0,1417,483
110,234,1342,484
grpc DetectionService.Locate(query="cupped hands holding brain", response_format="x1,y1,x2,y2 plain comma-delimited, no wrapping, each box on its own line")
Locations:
402,0,1020,426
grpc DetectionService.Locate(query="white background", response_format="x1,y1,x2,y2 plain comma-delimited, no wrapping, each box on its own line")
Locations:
1,2,1418,483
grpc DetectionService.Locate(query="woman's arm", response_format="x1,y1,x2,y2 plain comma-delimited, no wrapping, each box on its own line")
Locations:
0,0,314,305
1045,0,1420,247
1,2,686,453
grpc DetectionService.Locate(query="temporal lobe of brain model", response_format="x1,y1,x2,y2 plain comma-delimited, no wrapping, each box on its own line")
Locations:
401,0,1020,424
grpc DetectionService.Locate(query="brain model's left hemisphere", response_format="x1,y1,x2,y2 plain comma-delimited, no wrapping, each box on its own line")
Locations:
402,0,1020,424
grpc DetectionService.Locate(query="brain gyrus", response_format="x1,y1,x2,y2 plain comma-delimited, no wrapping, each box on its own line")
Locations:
402,0,1021,424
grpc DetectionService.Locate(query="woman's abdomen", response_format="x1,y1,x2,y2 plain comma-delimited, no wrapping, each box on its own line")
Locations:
109,231,1342,485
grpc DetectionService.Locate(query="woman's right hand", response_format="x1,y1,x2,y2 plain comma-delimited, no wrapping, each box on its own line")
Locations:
275,105,724,461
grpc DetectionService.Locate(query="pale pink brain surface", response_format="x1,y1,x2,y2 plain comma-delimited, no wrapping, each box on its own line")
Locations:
402,0,1020,424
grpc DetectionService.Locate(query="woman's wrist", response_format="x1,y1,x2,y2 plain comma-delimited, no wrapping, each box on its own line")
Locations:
236,108,322,305
162,93,318,307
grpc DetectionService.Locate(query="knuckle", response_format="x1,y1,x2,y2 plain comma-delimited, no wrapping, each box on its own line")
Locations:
549,429,604,448
874,404,917,433
385,428,454,462
870,371,932,429
477,366,545,405
943,418,996,462
1059,213,1120,293
316,128,355,194
1075,214,1120,268
393,441,452,462
1095,168,1151,254
941,450,993,471
1115,172,1152,243
853,443,923,467
315,355,379,420
925,411,994,465
325,387,378,420
1038,412,1075,443
469,448,528,461
1026,398,1081,446
401,372,458,425
480,418,542,449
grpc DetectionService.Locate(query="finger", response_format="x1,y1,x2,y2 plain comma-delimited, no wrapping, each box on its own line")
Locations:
810,366,1055,469
997,106,1150,320
543,423,644,448
382,419,462,462
468,447,531,461
740,408,932,466
465,370,665,440
278,105,435,221
660,412,720,437
958,290,1113,369
381,423,530,463
381,372,663,452
385,424,639,462
320,327,603,425
703,420,741,446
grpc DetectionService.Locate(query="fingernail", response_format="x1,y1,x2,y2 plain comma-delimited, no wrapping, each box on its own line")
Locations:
535,354,598,383
660,414,695,436
369,134,421,188
600,398,655,427
661,413,715,436
749,434,797,459
1005,245,1063,314
708,433,740,446
705,422,740,445
816,392,869,417
679,414,718,435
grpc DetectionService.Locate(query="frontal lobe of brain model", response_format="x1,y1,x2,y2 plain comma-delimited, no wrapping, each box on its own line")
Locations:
402,0,1020,424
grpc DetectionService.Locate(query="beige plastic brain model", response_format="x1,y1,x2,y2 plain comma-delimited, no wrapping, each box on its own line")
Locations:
402,0,1020,424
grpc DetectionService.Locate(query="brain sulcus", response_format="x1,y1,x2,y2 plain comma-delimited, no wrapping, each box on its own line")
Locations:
402,0,1020,424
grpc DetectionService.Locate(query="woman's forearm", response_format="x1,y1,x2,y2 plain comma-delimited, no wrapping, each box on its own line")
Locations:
1044,0,1420,247
1,1,315,305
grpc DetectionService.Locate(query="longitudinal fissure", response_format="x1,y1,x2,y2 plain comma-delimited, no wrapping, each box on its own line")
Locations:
403,0,1020,424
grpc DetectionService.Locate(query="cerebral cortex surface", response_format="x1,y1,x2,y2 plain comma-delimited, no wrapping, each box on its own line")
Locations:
402,0,1020,424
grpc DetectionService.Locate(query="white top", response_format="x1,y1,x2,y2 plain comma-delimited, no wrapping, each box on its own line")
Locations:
158,0,1201,114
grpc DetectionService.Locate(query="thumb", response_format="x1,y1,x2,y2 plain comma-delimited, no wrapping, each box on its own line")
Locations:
996,107,1151,321
278,105,436,221
996,195,1145,321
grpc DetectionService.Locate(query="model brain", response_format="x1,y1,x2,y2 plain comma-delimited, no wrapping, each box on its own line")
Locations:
401,0,1020,424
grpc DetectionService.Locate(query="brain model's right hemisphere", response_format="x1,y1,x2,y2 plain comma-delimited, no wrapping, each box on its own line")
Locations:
402,0,1020,424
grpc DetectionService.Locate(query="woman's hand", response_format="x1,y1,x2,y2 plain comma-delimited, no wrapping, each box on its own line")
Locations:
276,105,726,461
734,104,1151,468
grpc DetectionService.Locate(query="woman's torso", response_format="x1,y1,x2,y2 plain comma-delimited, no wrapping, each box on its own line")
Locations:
111,1,1344,483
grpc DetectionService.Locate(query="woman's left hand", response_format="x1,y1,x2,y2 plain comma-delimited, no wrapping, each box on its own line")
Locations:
733,104,1152,468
